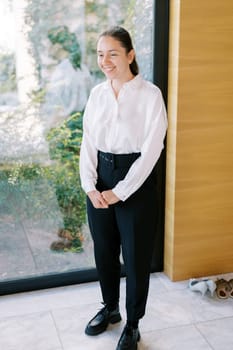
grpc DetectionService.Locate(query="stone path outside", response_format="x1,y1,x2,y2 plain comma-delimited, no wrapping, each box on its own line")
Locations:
0,180,95,282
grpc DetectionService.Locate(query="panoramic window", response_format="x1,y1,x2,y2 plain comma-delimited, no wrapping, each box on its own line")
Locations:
0,0,153,284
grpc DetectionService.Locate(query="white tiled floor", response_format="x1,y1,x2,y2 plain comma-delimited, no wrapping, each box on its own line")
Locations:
0,272,233,350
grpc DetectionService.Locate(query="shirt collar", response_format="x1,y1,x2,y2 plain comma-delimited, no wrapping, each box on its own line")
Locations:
103,74,143,90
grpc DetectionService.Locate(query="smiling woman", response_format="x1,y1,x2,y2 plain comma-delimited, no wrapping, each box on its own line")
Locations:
79,26,167,350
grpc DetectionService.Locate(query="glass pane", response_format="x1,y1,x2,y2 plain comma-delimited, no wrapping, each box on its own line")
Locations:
0,0,153,283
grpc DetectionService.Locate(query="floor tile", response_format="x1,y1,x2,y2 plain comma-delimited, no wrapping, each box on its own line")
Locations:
0,312,62,350
143,285,233,332
147,273,169,295
52,303,123,350
154,272,189,291
139,325,213,350
196,317,233,350
0,280,102,319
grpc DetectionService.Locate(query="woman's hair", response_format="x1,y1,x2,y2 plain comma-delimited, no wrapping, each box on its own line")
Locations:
99,26,139,76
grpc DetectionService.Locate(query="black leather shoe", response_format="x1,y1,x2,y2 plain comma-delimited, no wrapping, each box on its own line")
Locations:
116,325,141,350
85,305,122,336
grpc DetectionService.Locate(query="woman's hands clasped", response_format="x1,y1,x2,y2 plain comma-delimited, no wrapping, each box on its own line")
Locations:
87,190,120,208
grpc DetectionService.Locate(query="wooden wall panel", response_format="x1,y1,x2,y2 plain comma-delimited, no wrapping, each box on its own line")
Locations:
164,0,233,280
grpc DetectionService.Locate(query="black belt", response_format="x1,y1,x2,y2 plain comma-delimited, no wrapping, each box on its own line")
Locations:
98,150,141,168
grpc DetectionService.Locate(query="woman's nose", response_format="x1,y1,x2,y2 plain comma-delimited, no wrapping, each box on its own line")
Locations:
102,54,110,64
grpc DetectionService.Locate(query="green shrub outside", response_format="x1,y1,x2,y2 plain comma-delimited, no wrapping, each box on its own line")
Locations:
46,111,86,252
0,112,86,253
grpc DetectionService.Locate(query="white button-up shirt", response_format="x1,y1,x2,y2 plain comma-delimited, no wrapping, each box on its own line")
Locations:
79,74,168,201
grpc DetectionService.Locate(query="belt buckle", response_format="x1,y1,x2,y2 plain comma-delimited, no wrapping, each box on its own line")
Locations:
101,152,114,168
109,153,114,169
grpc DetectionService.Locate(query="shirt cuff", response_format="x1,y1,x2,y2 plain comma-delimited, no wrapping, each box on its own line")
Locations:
81,181,96,195
112,187,128,202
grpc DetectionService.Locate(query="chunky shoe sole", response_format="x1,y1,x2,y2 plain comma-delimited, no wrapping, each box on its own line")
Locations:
85,312,122,336
116,326,141,350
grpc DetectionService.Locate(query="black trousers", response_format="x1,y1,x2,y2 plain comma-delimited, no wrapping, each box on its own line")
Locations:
87,151,158,322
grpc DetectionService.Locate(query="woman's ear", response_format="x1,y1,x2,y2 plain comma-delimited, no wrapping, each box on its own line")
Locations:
128,49,135,64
